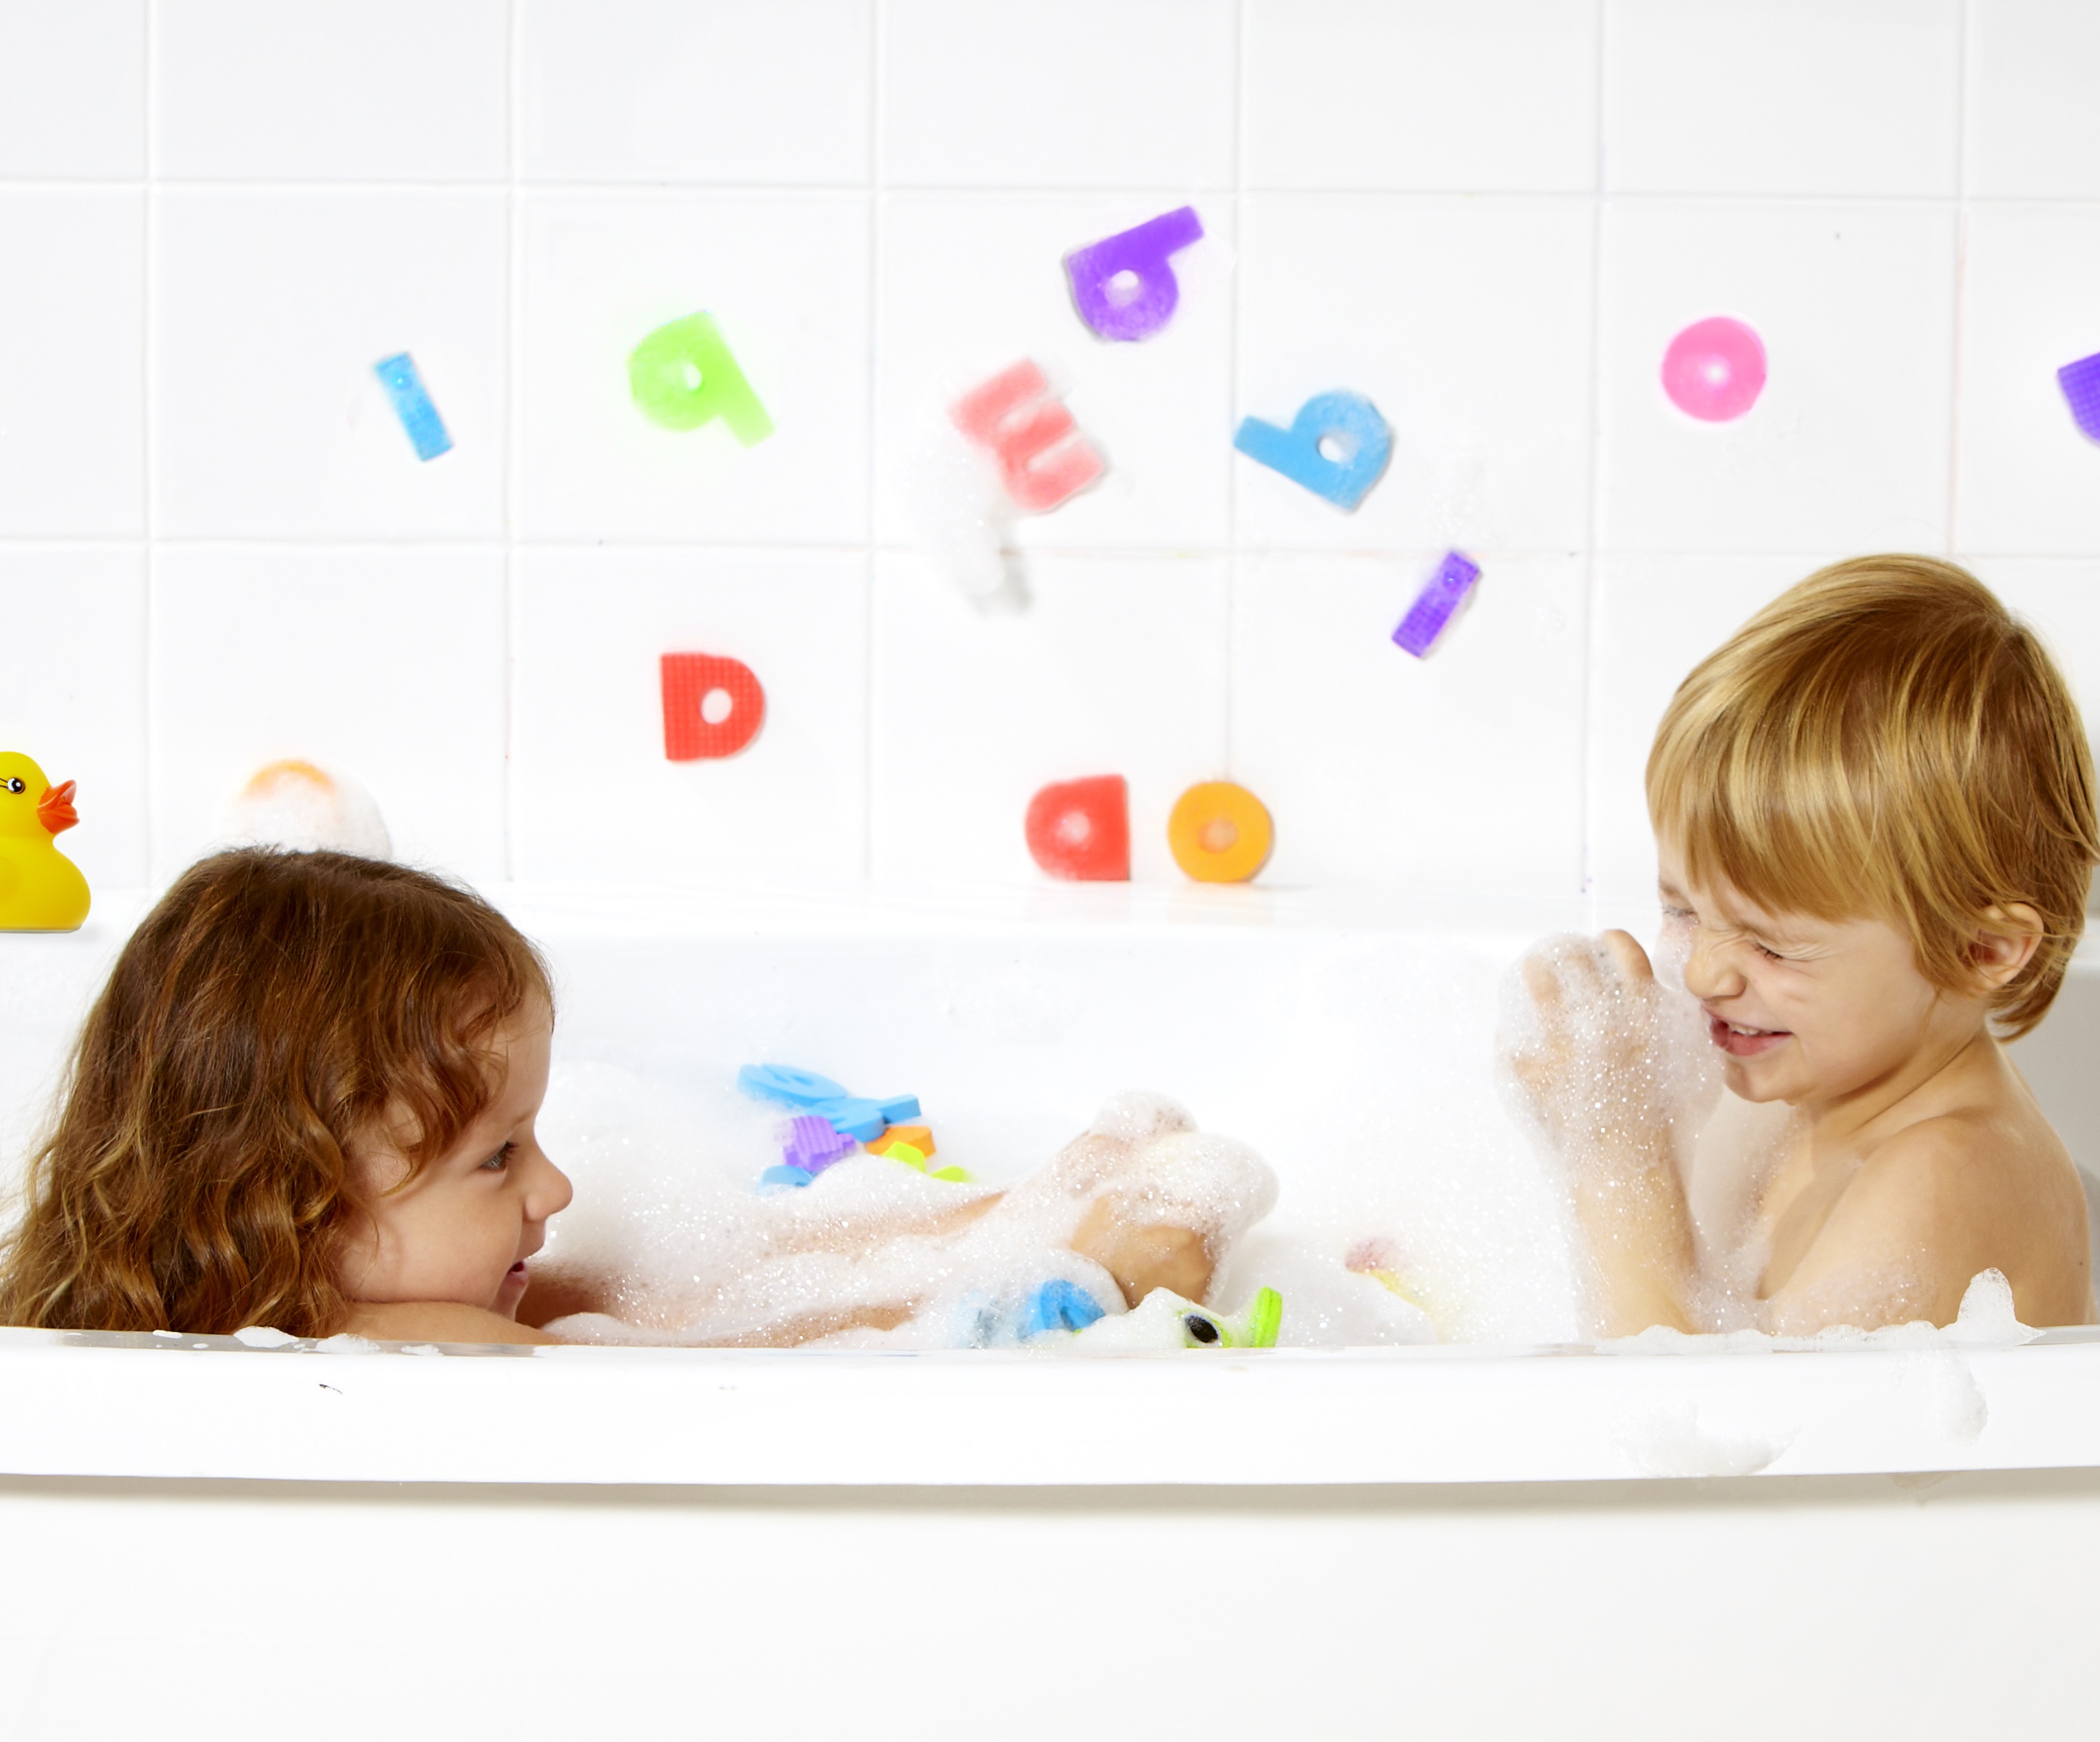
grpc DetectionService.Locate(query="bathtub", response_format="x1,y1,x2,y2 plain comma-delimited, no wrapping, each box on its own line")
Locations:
6,883,2100,1735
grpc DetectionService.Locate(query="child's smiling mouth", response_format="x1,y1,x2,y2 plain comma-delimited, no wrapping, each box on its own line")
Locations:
1708,1012,1792,1058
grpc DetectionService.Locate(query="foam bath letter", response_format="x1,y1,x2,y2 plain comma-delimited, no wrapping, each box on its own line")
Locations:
372,353,452,461
949,360,1106,513
738,1063,921,1142
868,1123,936,1159
661,653,765,762
1661,317,1766,422
1168,780,1273,885
782,1114,856,1175
1064,205,1204,343
1025,775,1131,881
1232,392,1392,511
1391,551,1482,658
2057,350,2100,442
629,313,775,445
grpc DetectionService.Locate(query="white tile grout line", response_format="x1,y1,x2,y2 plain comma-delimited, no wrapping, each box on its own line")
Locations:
864,0,883,881
503,0,523,881
140,0,160,886
1947,0,1973,559
1578,0,1610,930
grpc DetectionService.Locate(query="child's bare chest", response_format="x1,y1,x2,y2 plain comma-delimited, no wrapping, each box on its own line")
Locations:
1755,1143,1856,1297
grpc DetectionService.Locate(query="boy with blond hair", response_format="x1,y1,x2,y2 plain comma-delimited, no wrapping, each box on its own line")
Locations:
1511,555,2098,1334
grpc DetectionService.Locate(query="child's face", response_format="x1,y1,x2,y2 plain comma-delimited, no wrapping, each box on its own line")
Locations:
342,1004,572,1320
1655,839,1960,1111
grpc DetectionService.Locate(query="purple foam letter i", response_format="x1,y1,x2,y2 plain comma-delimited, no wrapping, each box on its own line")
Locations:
1392,552,1482,658
1064,206,1205,344
2059,350,2100,442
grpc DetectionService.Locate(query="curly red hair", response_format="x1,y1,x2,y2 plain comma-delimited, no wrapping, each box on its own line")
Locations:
0,849,552,1336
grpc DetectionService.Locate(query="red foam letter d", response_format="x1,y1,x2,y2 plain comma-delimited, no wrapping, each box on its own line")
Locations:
662,653,766,761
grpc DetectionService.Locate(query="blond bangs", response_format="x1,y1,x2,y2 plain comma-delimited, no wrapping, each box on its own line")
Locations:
1644,556,2099,1040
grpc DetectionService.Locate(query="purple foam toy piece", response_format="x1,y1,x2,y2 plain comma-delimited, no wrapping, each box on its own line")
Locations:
2059,351,2100,442
1392,552,1482,658
782,1114,855,1175
1064,206,1205,343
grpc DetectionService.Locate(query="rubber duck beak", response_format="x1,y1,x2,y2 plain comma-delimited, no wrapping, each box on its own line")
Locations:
38,780,77,836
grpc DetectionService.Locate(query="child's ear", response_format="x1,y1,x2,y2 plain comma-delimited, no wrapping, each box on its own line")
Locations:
1970,904,2046,989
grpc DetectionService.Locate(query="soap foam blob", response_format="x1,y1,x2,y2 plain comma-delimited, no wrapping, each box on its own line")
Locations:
1661,316,1767,421
904,421,1019,605
223,759,391,859
532,1066,1282,1350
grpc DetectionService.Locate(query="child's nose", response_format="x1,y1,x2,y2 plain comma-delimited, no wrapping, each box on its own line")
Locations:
1681,933,1741,1001
525,1151,574,1222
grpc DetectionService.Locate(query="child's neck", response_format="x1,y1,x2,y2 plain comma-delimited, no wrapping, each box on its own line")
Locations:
1802,1014,1997,1156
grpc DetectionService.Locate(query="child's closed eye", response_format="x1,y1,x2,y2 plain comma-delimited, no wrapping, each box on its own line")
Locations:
481,1141,516,1173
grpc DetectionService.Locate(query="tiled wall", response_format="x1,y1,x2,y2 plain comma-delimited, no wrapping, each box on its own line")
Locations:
4,0,2100,902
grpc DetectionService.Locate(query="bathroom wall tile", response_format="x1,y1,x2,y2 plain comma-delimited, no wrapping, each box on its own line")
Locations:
154,189,506,539
1604,0,1961,196
519,0,871,185
880,0,1234,189
1955,207,2100,556
1234,196,1594,554
510,548,867,884
0,1,144,178
154,0,507,182
151,546,507,883
0,548,148,890
872,193,1233,553
868,552,1227,884
1586,552,1827,905
1966,0,2100,200
1596,201,1955,554
0,190,143,537
1231,552,1587,894
515,191,868,543
1244,0,1599,193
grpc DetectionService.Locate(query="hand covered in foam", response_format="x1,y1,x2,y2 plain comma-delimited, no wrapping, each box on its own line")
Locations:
1499,932,1717,1173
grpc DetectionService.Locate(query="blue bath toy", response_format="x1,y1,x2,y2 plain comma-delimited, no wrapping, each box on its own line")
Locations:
1233,390,1392,510
739,1062,921,1142
759,1164,814,1190
372,352,452,461
1022,1279,1108,1338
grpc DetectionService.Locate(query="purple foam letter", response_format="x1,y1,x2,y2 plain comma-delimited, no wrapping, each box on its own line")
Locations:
1064,206,1205,344
2059,350,2100,443
1392,552,1482,658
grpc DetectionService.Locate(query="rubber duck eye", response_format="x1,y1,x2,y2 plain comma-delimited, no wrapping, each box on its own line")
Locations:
5,779,23,794
1182,1313,1221,1345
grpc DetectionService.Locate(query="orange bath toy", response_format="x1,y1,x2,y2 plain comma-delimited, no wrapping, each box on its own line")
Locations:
1167,780,1273,884
0,752,89,930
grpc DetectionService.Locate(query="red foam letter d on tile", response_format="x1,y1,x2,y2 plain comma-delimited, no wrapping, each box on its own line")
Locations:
662,653,766,761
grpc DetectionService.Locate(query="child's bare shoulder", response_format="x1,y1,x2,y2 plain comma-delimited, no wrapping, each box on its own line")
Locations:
1834,1099,2088,1321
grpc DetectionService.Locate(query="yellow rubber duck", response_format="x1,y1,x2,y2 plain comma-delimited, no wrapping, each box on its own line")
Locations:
0,753,89,930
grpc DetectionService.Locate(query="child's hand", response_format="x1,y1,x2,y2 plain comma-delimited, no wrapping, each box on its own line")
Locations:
1502,931,1674,1165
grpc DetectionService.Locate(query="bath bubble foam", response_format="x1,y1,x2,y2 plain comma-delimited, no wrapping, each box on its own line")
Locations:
533,1062,1291,1350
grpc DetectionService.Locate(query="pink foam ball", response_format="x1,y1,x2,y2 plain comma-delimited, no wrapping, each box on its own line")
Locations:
1661,317,1767,422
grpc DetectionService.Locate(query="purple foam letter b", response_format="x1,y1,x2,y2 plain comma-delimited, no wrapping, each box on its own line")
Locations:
1064,206,1205,344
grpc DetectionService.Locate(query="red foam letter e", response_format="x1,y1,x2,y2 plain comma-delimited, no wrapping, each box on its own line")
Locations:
662,653,766,761
949,359,1106,514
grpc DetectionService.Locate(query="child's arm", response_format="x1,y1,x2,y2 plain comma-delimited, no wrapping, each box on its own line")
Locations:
339,1300,563,1345
1508,932,1700,1337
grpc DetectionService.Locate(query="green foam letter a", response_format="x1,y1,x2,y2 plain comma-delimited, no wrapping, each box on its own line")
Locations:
628,312,775,446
